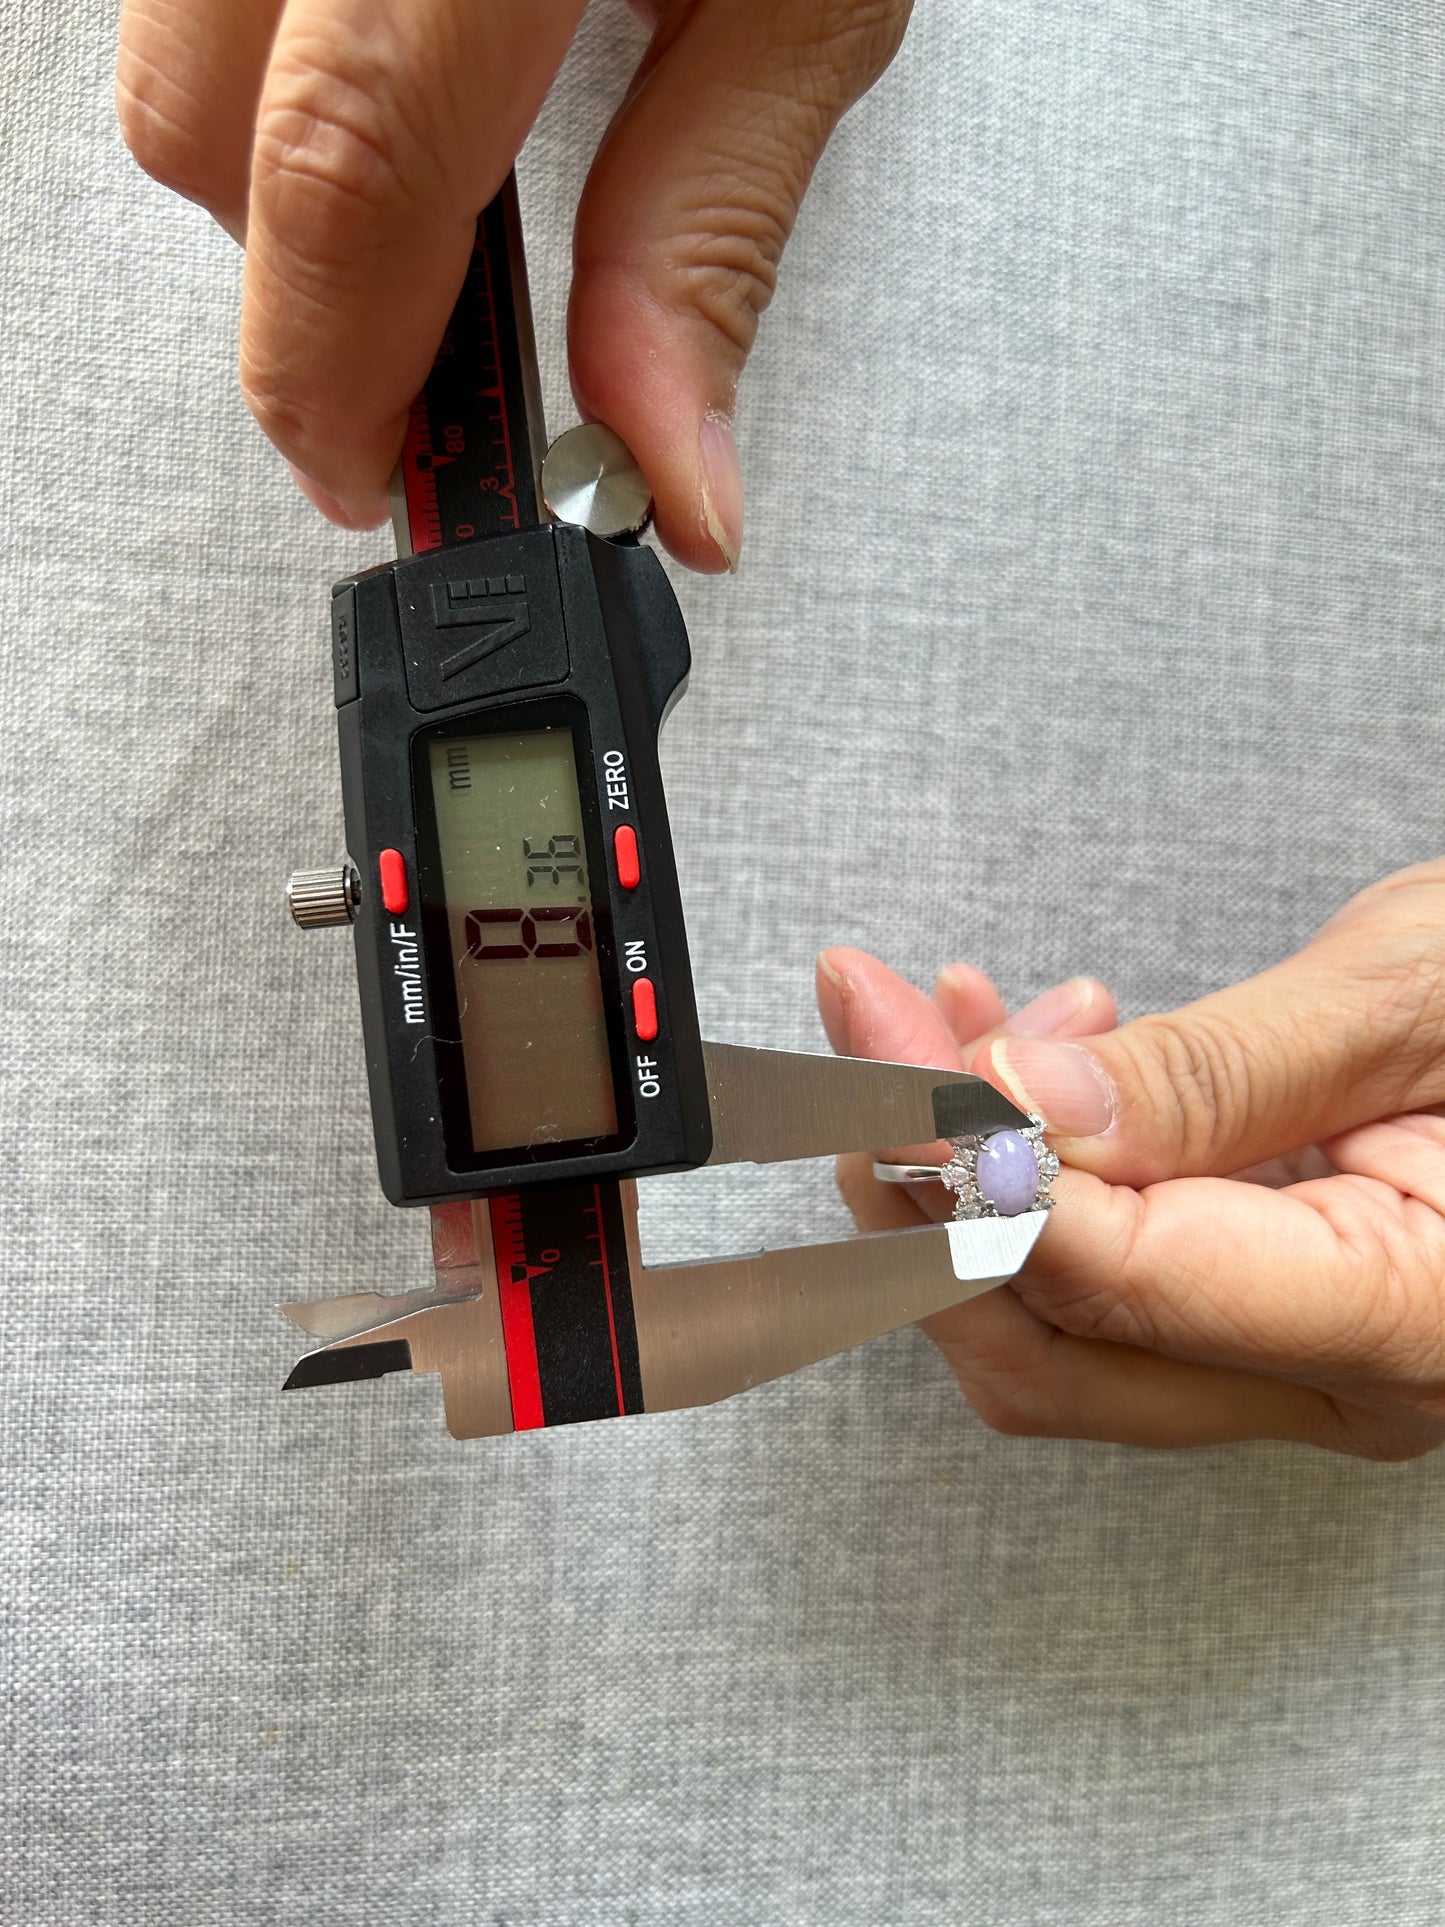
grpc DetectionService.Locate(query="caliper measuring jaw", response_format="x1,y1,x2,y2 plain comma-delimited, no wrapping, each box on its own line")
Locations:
282,1044,1046,1438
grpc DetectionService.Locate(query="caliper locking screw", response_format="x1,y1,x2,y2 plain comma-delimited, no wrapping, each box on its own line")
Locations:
287,864,361,930
541,423,653,540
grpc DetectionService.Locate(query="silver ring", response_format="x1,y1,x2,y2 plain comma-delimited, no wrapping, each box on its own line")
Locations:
873,1113,1059,1221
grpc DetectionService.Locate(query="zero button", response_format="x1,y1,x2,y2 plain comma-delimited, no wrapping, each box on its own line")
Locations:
614,825,640,889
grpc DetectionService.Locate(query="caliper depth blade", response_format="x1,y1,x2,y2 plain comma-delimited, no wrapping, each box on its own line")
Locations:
701,1041,1031,1167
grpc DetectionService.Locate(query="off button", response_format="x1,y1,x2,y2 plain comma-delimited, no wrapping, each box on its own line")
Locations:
631,978,659,1043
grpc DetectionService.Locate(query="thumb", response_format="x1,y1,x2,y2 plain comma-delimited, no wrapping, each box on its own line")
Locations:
970,863,1445,1185
568,0,911,572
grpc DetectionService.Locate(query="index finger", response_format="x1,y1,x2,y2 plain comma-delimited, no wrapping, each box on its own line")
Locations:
241,0,586,522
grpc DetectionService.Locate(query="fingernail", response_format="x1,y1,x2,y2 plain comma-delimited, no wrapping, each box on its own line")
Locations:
286,461,388,531
1009,977,1098,1039
699,412,742,572
988,1039,1116,1137
816,950,849,1053
938,964,989,997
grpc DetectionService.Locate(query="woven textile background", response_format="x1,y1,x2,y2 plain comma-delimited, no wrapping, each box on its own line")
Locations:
4,0,1444,1920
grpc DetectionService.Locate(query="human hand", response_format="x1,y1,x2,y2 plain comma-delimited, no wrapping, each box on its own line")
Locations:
818,858,1445,1459
116,0,911,566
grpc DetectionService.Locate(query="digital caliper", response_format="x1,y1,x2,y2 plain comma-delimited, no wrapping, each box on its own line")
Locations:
283,177,1052,1439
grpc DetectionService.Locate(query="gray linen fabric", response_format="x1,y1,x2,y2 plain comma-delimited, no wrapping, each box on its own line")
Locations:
4,0,1445,1920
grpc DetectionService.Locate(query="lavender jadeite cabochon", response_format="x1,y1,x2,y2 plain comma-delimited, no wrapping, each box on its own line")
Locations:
975,1130,1040,1217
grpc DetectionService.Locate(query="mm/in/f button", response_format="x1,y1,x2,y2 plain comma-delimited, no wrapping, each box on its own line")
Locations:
378,849,409,915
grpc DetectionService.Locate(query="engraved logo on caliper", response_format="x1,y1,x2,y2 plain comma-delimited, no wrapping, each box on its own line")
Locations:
432,574,531,679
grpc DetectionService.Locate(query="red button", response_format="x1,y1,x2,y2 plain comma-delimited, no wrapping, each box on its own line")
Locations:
378,848,409,915
631,977,659,1043
614,825,640,890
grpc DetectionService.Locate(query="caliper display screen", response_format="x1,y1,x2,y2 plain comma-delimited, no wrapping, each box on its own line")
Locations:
426,726,618,1154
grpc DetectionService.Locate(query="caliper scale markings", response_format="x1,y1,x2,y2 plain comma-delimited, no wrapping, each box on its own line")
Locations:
395,177,543,557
